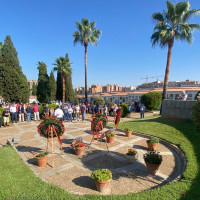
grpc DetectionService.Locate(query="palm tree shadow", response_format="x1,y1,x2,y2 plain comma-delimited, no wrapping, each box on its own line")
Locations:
72,176,96,191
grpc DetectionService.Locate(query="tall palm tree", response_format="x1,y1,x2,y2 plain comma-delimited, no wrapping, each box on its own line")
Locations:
53,55,72,105
73,18,101,103
151,1,200,102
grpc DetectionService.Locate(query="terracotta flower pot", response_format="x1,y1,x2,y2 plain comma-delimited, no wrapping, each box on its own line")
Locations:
94,179,111,193
125,130,133,137
146,141,158,151
145,162,160,174
106,136,115,143
35,154,48,167
126,154,136,163
75,146,84,156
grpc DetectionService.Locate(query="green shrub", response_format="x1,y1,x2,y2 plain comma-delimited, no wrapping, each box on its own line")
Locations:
120,103,128,118
49,104,57,110
106,132,115,137
108,102,114,107
93,96,105,106
91,169,112,181
147,137,159,143
39,104,44,116
124,128,132,132
143,151,162,164
195,91,200,100
36,151,48,158
75,99,79,105
0,107,3,125
141,92,162,111
193,98,200,130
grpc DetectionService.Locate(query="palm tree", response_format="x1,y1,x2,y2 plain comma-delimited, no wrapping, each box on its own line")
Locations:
151,1,200,102
73,18,101,103
53,54,72,105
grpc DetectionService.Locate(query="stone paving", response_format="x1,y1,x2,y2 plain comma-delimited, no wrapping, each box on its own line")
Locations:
0,113,185,195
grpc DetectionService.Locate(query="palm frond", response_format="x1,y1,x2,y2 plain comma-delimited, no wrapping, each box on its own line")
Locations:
175,1,190,16
182,9,200,22
90,21,96,30
152,12,164,21
82,18,89,26
166,1,175,18
88,36,97,45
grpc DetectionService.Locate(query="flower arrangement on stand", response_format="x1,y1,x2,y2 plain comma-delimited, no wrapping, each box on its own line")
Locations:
37,116,65,138
71,137,85,156
91,113,108,141
126,148,137,163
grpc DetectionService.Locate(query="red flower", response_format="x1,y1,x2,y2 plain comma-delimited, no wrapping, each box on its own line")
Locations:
183,193,187,196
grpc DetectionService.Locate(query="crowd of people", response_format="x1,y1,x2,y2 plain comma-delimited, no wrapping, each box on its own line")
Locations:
0,100,147,128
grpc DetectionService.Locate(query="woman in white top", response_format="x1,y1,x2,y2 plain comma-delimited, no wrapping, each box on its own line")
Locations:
75,104,80,121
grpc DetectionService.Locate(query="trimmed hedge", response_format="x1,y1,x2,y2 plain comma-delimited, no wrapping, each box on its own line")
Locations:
141,92,162,111
121,103,128,118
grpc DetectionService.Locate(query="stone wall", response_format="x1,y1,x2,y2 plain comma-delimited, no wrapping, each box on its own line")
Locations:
161,100,196,119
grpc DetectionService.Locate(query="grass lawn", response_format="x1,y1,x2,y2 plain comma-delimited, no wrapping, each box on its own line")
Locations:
0,116,199,200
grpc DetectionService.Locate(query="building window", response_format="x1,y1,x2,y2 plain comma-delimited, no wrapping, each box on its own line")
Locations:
169,94,174,98
188,94,192,98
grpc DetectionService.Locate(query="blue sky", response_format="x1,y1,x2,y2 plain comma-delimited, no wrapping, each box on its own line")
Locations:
0,0,200,88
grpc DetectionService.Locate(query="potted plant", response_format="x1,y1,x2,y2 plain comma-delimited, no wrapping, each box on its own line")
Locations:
124,128,133,137
126,148,137,163
106,132,115,143
143,151,162,174
91,169,112,193
146,137,159,151
35,151,48,167
72,138,85,156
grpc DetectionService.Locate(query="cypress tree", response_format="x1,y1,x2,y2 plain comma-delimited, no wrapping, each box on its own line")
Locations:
49,71,56,101
31,82,37,96
37,61,50,103
56,71,62,101
0,35,29,102
65,73,75,102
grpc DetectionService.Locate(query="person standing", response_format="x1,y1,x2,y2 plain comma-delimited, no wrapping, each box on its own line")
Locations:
49,106,54,117
26,104,32,122
81,103,86,121
32,103,40,121
3,107,10,127
104,104,108,116
10,103,17,123
63,103,69,121
68,105,73,122
140,104,145,118
75,104,80,121
54,106,64,122
18,104,25,122
44,104,49,117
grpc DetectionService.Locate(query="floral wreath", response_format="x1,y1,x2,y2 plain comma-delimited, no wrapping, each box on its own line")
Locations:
91,113,108,133
37,116,65,138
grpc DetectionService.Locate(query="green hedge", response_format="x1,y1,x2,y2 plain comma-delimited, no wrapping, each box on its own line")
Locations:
49,104,57,110
141,92,162,111
120,103,128,118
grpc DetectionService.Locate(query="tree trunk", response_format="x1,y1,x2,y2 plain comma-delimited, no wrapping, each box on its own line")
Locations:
62,73,65,106
160,38,174,114
84,44,88,103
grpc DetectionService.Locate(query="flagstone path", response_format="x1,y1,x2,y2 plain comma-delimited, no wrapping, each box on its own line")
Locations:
0,113,186,195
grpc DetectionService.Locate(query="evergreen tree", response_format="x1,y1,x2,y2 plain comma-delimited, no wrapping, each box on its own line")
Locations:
49,71,56,101
56,71,62,101
37,61,50,103
65,54,75,102
31,82,37,96
0,35,29,102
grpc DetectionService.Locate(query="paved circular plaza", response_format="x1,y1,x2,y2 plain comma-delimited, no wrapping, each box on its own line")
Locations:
0,118,185,195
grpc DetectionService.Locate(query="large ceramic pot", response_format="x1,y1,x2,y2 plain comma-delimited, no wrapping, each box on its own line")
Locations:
35,154,48,167
145,162,160,174
94,179,111,193
106,136,115,143
146,141,158,151
75,146,84,156
125,130,133,137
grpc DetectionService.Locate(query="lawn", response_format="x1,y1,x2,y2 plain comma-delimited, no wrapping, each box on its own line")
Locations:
0,116,199,200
